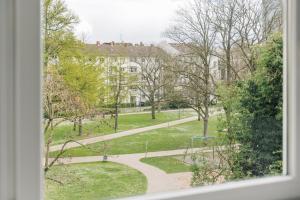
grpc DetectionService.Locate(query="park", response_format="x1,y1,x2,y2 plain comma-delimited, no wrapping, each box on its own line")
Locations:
45,108,223,199
43,0,283,199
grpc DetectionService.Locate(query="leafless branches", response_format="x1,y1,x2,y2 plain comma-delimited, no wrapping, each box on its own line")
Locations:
135,47,172,119
165,0,217,136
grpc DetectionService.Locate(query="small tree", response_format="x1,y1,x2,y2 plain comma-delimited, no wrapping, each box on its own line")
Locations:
60,52,104,136
106,59,135,131
43,66,79,171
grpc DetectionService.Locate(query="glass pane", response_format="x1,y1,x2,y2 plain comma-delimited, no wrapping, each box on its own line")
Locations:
43,0,283,199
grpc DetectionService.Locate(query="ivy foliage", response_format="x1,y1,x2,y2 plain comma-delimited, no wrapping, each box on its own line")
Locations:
232,33,283,177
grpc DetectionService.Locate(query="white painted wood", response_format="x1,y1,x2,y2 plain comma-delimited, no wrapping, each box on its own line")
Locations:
0,0,42,199
14,0,43,199
0,0,15,199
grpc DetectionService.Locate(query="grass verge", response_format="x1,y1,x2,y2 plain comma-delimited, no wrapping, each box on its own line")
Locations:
45,162,147,200
50,117,220,157
49,111,195,145
140,156,192,173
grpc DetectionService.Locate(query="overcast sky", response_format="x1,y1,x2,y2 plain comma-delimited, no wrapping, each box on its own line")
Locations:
64,0,190,44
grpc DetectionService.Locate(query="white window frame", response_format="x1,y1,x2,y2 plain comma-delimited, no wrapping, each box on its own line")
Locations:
0,0,299,200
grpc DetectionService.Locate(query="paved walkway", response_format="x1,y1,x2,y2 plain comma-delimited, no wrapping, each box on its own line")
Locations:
53,147,216,194
50,110,223,152
56,109,195,125
118,108,194,116
49,109,225,193
50,116,198,152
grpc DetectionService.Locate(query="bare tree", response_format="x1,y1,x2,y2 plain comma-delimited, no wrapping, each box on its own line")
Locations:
43,66,78,170
234,0,264,73
206,0,244,137
261,0,282,38
234,0,282,73
135,47,171,120
209,0,241,82
209,0,282,132
165,0,216,137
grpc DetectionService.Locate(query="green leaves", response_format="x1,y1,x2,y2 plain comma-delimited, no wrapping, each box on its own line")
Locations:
60,54,104,113
43,0,79,67
230,33,283,178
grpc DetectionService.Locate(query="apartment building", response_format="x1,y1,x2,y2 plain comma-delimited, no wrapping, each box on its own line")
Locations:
86,41,223,106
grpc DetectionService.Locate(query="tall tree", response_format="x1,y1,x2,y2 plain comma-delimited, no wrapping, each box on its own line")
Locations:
60,52,104,136
43,0,79,68
42,0,106,173
165,0,216,137
208,0,283,148
210,0,240,82
234,0,282,73
135,47,171,120
191,33,283,186
43,0,80,172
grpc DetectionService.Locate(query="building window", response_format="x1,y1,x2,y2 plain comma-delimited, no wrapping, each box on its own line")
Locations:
130,66,137,72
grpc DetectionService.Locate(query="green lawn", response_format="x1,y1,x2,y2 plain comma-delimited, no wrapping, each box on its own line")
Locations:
50,117,220,157
45,162,147,200
49,111,195,145
140,156,192,173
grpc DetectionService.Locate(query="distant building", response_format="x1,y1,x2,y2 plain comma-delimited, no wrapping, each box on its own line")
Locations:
86,41,223,107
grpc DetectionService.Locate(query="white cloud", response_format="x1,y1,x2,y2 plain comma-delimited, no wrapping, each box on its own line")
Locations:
64,0,190,44
74,18,93,41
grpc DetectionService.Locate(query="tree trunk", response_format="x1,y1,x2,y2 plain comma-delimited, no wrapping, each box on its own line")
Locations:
114,103,119,132
157,100,161,113
44,140,50,171
203,62,210,137
226,55,232,82
151,103,156,119
224,106,232,134
203,106,209,138
78,117,83,136
203,118,208,137
73,119,77,131
197,110,201,121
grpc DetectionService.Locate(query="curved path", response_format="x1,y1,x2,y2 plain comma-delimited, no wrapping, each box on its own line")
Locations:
54,147,216,194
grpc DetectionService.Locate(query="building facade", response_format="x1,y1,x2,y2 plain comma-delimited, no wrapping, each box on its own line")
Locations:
86,41,223,107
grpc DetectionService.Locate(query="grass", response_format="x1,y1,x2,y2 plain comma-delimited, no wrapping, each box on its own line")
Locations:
45,162,147,200
49,111,195,145
140,156,192,173
50,117,220,157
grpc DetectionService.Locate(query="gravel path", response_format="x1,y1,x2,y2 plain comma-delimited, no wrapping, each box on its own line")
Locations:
118,108,195,116
53,147,216,194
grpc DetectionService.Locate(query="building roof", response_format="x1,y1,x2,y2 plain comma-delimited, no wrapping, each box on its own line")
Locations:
85,42,165,57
